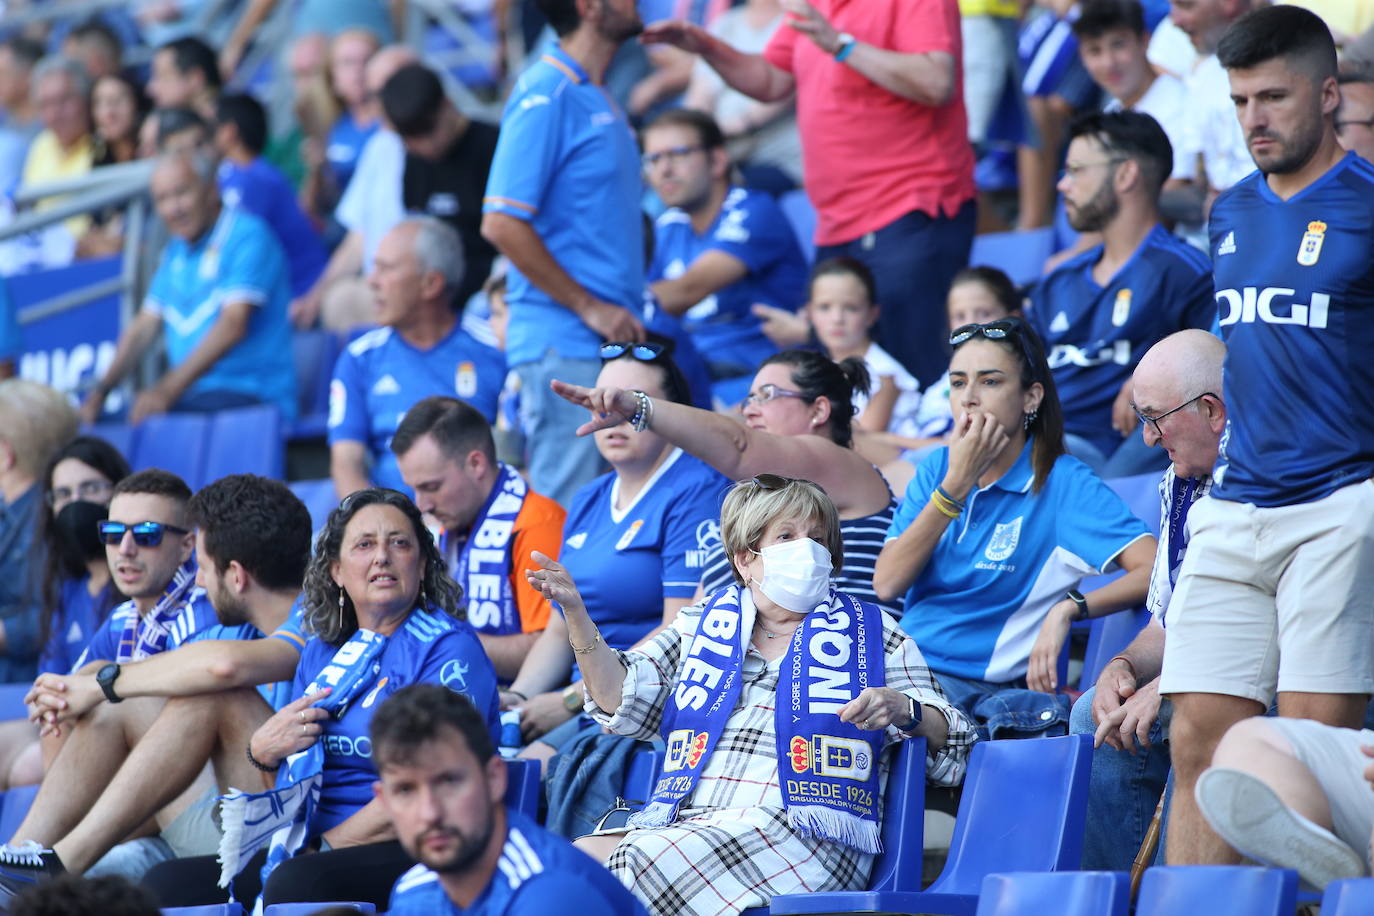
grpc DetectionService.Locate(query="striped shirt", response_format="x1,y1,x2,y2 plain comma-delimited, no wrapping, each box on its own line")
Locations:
1149,467,1212,627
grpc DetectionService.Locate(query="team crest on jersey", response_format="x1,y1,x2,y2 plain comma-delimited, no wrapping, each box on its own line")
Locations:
615,519,645,551
984,517,1022,562
1111,289,1132,327
1297,220,1326,266
455,361,477,398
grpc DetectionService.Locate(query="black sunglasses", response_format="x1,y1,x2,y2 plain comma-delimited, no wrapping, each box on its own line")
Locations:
749,473,793,490
950,318,1023,346
600,342,665,362
97,520,190,547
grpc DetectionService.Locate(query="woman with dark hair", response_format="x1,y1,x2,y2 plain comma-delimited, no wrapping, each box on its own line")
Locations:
874,318,1156,738
553,347,897,612
144,488,499,912
77,73,150,258
501,343,729,744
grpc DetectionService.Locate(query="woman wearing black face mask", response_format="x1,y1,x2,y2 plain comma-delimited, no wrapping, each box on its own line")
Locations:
0,436,129,791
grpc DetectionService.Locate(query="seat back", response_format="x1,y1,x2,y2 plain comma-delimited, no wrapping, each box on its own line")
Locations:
131,412,212,489
84,422,139,464
969,227,1055,286
289,329,341,439
0,683,27,721
0,784,38,844
864,737,927,894
1320,877,1374,914
261,904,375,915
504,757,541,820
160,906,240,916
976,871,1130,916
624,748,664,803
779,190,816,264
288,478,339,534
1136,866,1297,916
202,404,284,483
1078,607,1153,691
927,734,1093,896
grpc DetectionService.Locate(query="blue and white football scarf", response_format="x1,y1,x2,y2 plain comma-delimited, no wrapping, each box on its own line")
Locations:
445,462,523,635
631,586,886,853
115,560,198,662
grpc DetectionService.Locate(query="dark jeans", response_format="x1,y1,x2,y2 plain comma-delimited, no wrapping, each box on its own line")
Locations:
815,200,976,389
935,669,1071,740
142,840,413,910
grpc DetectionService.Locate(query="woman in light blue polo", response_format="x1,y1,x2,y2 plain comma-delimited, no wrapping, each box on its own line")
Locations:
874,318,1156,739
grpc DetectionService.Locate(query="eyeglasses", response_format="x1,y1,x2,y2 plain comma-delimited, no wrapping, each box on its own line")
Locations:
96,520,190,547
743,383,809,407
48,479,112,506
641,145,704,169
950,318,1022,346
600,341,664,362
1058,157,1126,182
1131,392,1217,439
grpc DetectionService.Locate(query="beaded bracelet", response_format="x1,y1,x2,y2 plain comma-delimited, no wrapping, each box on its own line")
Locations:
246,743,277,773
628,390,653,433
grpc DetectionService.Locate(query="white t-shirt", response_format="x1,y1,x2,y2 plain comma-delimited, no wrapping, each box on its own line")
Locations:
853,341,923,437
334,128,406,272
1177,54,1254,192
1146,17,1197,80
1106,73,1196,181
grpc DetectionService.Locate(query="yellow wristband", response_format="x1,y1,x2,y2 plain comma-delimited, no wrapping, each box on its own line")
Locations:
930,496,960,519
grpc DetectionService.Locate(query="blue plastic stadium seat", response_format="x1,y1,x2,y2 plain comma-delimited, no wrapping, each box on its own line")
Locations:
624,748,664,803
976,871,1129,916
504,757,540,820
1136,866,1297,916
1078,607,1153,691
288,478,338,534
202,405,284,484
83,421,138,463
161,906,241,916
771,734,1092,916
288,329,341,441
1320,877,1374,914
0,784,37,844
969,227,1056,287
262,904,375,915
0,683,27,721
779,190,816,264
131,412,212,490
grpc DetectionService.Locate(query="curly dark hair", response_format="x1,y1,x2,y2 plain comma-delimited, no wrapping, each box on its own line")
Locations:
302,488,463,645
187,474,312,591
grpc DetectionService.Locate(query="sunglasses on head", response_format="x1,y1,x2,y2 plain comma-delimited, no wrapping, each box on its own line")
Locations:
749,473,793,490
600,342,664,362
949,318,1023,346
97,520,190,547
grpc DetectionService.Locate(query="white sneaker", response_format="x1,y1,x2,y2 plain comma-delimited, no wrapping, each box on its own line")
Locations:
1196,766,1368,892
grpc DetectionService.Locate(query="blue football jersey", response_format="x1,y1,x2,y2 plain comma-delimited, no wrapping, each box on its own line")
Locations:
290,611,500,833
560,450,727,651
1029,224,1214,453
328,325,506,493
1209,154,1374,506
387,810,648,915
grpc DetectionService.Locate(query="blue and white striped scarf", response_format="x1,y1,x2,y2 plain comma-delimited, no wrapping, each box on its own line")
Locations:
115,560,198,662
216,627,388,911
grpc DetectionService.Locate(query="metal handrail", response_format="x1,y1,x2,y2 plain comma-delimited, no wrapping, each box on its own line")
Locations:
0,174,149,243
13,159,154,206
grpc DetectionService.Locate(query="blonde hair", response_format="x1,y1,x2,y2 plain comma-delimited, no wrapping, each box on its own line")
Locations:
720,476,842,586
0,380,78,479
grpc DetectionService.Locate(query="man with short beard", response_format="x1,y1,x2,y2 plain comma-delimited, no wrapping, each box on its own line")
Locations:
374,685,646,915
1162,5,1374,870
0,474,311,898
1028,110,1214,478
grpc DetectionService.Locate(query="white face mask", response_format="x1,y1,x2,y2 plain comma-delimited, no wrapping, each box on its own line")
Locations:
751,537,833,612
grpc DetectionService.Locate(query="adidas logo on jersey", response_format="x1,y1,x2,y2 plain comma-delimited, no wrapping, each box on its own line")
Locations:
1049,312,1069,333
565,532,587,550
1216,287,1330,329
372,374,401,396
1217,231,1236,256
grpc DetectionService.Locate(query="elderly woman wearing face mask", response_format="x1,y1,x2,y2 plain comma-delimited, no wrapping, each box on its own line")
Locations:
526,476,975,916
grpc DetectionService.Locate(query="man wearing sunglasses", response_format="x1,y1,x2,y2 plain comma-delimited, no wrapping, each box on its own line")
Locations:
0,474,313,895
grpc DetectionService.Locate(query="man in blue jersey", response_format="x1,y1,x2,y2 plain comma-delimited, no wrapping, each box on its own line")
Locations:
0,474,312,891
211,93,328,306
79,152,296,424
1070,330,1227,872
329,218,506,498
643,108,807,406
1030,109,1215,478
481,0,648,508
1159,5,1374,868
374,685,646,915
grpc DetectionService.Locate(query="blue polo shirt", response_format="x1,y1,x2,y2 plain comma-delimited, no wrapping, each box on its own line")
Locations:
327,324,506,492
218,157,328,298
560,449,727,651
1028,224,1213,454
387,810,648,915
650,186,807,379
144,207,297,419
889,441,1149,682
483,45,644,367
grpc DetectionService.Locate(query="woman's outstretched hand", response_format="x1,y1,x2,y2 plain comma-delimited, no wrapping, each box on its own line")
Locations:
549,379,642,436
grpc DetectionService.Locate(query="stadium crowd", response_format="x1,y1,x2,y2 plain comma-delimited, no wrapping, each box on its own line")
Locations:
0,0,1371,912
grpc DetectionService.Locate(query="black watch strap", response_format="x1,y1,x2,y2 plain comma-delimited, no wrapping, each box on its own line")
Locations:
97,663,123,703
1066,589,1089,621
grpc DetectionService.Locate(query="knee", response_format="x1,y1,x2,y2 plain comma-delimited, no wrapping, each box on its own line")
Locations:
1211,717,1283,770
1069,688,1096,736
1169,704,1264,778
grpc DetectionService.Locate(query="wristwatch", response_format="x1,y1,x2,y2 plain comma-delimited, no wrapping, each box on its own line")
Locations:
96,663,123,703
895,694,922,735
1066,589,1089,622
833,32,857,62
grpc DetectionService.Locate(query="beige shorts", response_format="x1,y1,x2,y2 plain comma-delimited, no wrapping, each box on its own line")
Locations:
1159,481,1374,704
1263,717,1374,855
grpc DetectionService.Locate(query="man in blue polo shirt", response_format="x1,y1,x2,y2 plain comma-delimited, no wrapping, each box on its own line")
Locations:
1029,110,1213,477
79,153,296,425
644,108,807,406
480,0,647,508
329,218,506,498
0,474,313,891
212,93,327,305
375,685,647,916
